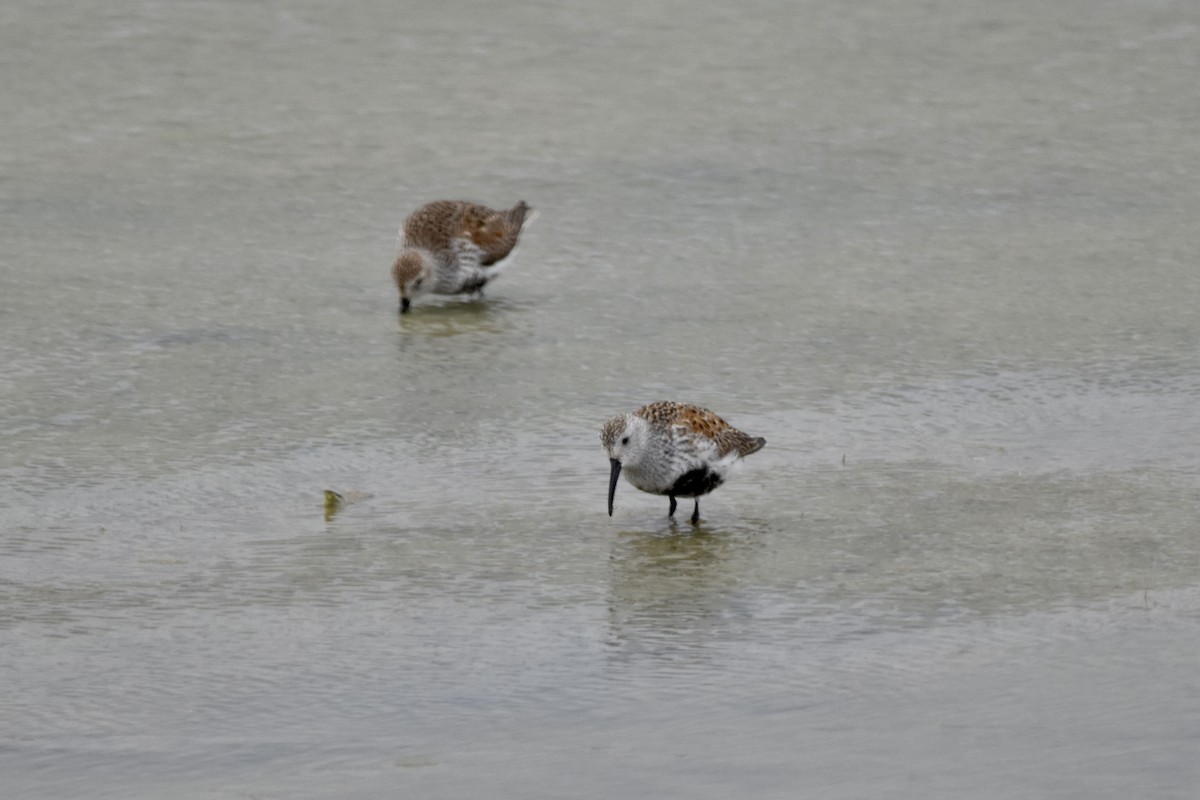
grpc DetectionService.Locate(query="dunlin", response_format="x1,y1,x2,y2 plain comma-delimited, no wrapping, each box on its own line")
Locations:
600,401,766,524
391,199,536,313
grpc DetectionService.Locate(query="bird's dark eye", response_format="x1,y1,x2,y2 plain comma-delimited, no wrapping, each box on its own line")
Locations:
414,279,423,289
621,436,629,445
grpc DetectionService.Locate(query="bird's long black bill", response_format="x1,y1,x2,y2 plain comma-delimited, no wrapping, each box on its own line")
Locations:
400,297,411,314
607,459,621,517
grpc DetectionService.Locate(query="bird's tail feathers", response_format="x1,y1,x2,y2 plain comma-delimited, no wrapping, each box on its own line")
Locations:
506,201,537,232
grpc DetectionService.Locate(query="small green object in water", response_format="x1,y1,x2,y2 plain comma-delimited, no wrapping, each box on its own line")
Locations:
324,490,345,520
324,489,369,521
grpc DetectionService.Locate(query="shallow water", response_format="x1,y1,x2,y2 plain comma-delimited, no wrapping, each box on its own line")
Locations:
3,1,1200,797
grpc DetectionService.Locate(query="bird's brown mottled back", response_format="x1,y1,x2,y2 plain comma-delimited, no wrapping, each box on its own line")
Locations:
634,401,766,457
402,200,467,250
403,200,530,265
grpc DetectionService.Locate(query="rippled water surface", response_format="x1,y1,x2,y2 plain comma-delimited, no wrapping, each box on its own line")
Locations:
3,1,1200,797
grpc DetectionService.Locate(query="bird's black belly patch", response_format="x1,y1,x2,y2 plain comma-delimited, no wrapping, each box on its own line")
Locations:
461,275,489,294
669,468,723,498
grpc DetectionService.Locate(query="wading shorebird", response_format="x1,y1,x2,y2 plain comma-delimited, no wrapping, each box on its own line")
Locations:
600,401,766,524
391,199,537,313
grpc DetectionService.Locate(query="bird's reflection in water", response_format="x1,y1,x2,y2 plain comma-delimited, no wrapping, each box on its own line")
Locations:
604,521,767,670
394,296,529,340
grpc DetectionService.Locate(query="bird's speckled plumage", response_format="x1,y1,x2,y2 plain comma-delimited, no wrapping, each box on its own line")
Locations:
601,401,766,523
391,200,536,313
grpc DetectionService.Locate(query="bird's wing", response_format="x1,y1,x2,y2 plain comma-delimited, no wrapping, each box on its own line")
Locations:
647,402,764,458
657,403,730,438
461,201,533,266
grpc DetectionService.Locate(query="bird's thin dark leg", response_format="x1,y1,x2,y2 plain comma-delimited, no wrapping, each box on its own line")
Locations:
691,500,700,524
668,495,677,518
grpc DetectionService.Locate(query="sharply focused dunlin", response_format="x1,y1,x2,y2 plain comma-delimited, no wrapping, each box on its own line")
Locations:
391,199,537,313
600,402,766,524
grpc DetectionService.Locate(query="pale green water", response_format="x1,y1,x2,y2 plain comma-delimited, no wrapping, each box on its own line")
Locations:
3,1,1200,798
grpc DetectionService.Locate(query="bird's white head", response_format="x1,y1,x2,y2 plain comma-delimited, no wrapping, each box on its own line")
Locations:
600,413,653,516
601,413,653,466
